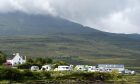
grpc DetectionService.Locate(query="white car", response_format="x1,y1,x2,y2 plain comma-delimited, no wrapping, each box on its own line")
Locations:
31,66,39,71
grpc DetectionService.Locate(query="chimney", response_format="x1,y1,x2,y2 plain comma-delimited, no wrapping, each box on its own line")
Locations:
16,53,20,56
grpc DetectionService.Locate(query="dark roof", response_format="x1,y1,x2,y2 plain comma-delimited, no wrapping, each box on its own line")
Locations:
7,54,25,60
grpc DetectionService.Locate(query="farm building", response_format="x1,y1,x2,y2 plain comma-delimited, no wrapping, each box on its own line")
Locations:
97,64,125,73
6,53,26,66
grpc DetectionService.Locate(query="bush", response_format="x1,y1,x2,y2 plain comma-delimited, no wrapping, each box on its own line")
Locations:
110,70,121,80
42,71,51,79
46,58,53,64
0,67,121,81
56,72,120,81
22,70,34,77
32,72,43,80
0,67,52,81
17,63,42,69
0,68,22,80
54,61,68,68
35,58,47,65
0,51,6,65
17,63,32,69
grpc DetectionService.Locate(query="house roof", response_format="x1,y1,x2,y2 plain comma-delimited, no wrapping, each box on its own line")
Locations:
97,64,124,68
7,53,25,60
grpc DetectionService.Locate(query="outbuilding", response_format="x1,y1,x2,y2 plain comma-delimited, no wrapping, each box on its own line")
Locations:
41,65,52,71
97,64,125,73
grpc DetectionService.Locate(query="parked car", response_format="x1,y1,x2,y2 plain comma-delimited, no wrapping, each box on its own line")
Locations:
31,66,39,71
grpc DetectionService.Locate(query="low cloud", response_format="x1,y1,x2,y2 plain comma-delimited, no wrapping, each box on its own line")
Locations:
0,0,140,34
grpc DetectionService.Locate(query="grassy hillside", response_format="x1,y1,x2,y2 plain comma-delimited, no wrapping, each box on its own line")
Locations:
0,34,140,67
0,12,140,68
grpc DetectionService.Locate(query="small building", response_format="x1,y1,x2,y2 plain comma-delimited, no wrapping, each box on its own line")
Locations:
74,65,88,71
6,53,26,66
97,64,125,73
57,65,73,71
31,66,39,71
41,65,52,71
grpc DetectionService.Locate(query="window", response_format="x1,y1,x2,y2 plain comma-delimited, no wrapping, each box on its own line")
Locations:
42,68,45,71
66,67,69,69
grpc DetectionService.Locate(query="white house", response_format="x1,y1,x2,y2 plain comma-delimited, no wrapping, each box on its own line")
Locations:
6,53,26,66
41,65,52,71
57,65,73,71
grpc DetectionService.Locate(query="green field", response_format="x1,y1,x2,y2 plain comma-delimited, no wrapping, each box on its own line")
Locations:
0,71,140,84
0,34,140,69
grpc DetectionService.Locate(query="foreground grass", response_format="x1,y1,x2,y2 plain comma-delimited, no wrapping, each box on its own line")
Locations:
0,67,140,84
1,74,140,84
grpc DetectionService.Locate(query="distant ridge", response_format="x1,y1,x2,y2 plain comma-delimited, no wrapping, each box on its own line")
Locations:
0,12,102,35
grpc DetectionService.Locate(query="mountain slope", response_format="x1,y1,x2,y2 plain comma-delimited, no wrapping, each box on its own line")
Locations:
0,12,140,67
0,12,101,35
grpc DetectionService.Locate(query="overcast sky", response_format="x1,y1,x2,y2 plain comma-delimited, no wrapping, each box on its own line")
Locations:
0,0,140,34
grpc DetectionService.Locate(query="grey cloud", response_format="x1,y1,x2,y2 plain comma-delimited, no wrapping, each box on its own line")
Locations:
0,0,140,34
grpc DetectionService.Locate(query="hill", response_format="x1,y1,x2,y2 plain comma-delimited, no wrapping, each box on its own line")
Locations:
0,12,140,67
0,12,100,35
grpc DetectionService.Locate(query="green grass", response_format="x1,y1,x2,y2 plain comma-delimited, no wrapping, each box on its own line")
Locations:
120,74,140,84
0,35,140,68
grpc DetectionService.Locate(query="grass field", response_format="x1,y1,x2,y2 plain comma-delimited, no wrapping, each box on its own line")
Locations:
0,72,140,84
0,35,140,68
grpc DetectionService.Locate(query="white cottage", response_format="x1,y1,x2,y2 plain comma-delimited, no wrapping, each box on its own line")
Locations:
6,53,26,66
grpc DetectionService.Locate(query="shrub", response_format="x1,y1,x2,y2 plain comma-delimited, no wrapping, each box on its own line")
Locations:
0,68,22,80
42,71,51,79
17,63,42,69
0,51,6,65
56,72,119,81
32,72,43,80
23,70,34,77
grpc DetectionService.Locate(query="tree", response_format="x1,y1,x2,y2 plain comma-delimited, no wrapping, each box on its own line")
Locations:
0,68,22,80
53,61,68,68
0,51,6,65
27,58,34,63
35,58,47,65
46,58,53,64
